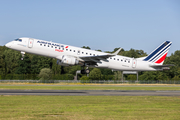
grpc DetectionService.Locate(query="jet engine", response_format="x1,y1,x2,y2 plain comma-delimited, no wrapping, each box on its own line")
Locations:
57,55,79,66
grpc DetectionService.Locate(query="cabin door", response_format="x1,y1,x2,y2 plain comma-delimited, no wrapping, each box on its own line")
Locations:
132,59,137,68
28,38,34,48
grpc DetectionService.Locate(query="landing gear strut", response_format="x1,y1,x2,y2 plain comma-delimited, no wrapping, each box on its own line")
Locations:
21,51,25,60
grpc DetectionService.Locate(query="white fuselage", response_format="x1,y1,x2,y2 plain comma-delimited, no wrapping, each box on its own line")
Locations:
5,37,161,71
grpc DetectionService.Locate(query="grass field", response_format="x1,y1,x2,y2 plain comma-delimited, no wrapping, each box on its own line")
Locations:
0,83,180,90
0,84,180,120
0,96,180,120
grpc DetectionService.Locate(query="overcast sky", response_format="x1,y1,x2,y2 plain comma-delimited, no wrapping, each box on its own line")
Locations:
0,0,180,55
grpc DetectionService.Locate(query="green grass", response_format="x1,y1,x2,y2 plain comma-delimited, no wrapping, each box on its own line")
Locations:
0,84,180,90
0,96,180,120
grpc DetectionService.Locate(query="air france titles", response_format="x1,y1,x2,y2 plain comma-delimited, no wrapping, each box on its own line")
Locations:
37,41,64,52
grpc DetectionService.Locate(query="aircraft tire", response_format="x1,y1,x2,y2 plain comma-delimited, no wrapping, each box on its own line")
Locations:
85,69,90,74
81,70,86,74
81,69,90,74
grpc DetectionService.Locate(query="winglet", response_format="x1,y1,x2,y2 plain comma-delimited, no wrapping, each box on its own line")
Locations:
112,48,122,55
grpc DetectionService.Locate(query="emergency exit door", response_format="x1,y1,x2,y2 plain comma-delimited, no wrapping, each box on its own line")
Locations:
28,39,34,48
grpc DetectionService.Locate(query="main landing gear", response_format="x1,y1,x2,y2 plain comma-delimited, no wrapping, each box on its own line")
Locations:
81,66,90,74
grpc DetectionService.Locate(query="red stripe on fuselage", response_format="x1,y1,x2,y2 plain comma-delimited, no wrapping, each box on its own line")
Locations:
155,53,167,64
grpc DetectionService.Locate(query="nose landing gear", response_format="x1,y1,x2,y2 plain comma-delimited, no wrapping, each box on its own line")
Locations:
21,51,25,60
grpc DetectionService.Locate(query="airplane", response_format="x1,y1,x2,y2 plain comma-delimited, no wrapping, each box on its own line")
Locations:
5,37,173,74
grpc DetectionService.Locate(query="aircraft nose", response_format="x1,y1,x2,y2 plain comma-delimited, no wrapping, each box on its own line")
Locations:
5,42,12,48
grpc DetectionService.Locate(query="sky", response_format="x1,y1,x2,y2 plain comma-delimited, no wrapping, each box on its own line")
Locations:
0,0,180,55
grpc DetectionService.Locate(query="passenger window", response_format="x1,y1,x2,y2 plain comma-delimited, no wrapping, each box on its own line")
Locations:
51,46,53,48
74,50,75,52
93,54,95,56
44,44,46,46
66,49,68,51
82,52,84,54
48,45,49,47
70,49,72,51
55,47,57,49
90,53,92,55
86,53,88,55
40,44,42,46
114,58,116,60
117,59,119,61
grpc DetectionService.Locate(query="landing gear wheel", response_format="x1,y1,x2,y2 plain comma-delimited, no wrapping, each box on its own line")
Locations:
81,70,86,74
81,69,90,74
81,64,90,74
85,69,90,74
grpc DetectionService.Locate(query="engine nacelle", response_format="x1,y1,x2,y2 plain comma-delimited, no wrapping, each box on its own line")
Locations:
57,60,69,66
57,55,79,66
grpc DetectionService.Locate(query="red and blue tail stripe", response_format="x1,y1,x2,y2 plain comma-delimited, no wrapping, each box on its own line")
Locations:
144,41,172,64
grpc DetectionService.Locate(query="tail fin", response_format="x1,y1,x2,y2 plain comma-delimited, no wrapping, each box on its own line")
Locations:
143,41,172,65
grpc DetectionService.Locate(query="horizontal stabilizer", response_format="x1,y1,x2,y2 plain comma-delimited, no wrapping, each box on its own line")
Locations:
150,64,174,70
150,64,174,67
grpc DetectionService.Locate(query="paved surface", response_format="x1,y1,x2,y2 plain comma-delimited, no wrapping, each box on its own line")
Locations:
0,90,180,96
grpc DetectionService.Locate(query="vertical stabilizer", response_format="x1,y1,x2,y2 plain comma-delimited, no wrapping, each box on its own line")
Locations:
144,41,172,65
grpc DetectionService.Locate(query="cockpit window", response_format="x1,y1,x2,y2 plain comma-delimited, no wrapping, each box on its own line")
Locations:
14,39,22,42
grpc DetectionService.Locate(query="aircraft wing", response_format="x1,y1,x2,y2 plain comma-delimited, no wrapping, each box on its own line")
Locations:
79,48,121,64
79,54,113,63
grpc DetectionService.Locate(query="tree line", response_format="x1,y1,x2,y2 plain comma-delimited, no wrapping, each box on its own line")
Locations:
0,45,180,80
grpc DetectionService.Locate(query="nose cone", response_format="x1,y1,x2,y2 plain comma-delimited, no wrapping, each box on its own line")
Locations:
5,42,12,48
